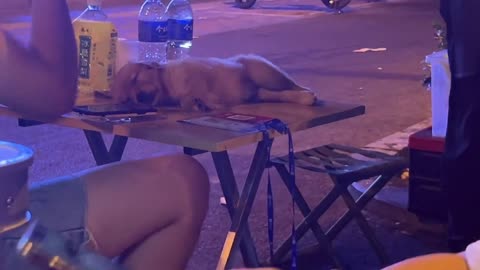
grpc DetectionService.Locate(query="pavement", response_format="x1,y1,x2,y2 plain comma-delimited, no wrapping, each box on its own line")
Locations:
0,0,449,269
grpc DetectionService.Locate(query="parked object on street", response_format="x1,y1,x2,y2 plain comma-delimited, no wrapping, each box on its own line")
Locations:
321,0,352,11
234,0,351,12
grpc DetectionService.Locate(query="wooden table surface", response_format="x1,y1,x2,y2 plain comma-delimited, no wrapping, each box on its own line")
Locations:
0,93,366,152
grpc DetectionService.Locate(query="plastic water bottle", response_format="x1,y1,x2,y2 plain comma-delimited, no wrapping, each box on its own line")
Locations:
165,0,194,61
138,0,168,63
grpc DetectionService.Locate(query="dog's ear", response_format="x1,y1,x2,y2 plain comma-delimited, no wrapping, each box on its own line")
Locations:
111,63,143,103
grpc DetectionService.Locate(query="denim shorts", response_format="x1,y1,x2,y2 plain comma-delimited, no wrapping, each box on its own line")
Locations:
0,175,89,269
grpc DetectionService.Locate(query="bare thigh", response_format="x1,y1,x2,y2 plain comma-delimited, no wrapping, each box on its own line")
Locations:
75,154,210,258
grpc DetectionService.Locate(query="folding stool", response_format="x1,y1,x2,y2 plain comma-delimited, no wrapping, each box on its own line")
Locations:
270,144,408,268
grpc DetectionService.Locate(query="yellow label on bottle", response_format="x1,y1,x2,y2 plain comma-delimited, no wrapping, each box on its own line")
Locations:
73,19,118,94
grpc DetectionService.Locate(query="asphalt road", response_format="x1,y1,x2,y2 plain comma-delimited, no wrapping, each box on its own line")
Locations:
0,0,446,269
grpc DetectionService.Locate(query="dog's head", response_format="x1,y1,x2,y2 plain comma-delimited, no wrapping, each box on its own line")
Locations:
112,62,170,105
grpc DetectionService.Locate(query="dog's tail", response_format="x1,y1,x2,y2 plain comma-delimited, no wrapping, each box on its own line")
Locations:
231,54,310,92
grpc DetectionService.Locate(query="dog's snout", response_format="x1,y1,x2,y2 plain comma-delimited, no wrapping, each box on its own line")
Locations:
137,92,157,104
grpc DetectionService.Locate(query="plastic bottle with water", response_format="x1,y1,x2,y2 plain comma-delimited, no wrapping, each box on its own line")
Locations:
138,0,168,63
165,0,194,61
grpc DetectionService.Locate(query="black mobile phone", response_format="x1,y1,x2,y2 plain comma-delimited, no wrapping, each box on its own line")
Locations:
73,103,158,116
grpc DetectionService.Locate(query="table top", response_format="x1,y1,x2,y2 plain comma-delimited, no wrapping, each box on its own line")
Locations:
0,94,365,152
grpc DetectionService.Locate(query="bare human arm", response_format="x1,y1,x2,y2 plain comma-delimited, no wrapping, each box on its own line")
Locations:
0,0,78,121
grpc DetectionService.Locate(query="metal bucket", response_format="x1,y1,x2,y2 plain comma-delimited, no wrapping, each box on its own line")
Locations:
0,141,34,232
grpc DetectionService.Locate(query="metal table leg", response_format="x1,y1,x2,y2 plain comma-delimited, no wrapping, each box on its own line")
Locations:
83,130,128,165
216,138,273,270
211,151,260,268
185,146,261,267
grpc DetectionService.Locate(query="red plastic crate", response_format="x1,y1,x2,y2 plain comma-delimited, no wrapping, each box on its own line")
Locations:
408,127,445,153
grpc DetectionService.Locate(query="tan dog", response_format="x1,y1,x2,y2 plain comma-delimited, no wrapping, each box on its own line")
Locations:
111,54,317,112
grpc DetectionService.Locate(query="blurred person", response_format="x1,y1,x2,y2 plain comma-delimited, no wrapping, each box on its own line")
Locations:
440,0,480,252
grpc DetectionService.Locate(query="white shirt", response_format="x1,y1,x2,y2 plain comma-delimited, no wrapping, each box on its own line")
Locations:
466,240,480,270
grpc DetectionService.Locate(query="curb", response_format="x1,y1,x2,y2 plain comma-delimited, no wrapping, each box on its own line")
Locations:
352,119,432,211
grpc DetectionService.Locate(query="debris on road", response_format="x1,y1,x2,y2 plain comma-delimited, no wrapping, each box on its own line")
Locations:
353,47,387,53
220,196,227,205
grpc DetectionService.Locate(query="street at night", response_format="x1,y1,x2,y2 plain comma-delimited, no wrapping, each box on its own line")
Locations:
0,0,447,269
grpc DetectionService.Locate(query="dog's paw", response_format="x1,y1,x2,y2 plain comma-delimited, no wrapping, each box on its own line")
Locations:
179,98,211,112
193,98,212,112
296,90,317,105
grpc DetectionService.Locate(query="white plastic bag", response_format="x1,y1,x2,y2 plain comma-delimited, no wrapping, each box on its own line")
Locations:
425,49,451,137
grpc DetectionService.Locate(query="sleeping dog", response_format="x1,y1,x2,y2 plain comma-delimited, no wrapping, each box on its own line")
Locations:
111,54,317,112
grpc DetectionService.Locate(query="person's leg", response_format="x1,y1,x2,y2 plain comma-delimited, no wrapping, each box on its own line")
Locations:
79,154,210,270
443,74,480,252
